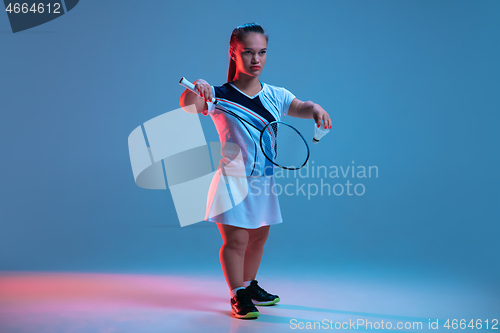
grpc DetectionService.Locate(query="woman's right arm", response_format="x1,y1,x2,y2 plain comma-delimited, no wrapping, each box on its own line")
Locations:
179,79,213,114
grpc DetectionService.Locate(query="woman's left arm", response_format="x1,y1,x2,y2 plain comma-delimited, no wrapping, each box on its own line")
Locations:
287,98,332,129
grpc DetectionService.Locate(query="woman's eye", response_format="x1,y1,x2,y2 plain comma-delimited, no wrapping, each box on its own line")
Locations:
260,51,266,55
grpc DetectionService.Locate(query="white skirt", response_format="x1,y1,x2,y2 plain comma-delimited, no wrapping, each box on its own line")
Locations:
204,169,283,229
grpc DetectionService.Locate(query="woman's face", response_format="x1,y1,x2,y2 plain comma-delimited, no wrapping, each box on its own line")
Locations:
231,32,267,78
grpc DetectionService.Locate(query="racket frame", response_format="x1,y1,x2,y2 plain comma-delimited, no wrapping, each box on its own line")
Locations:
260,121,310,170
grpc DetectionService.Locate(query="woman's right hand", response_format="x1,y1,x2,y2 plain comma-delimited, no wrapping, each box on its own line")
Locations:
193,79,213,103
179,78,213,114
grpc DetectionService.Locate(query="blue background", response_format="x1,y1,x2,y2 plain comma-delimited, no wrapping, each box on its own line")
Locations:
0,0,498,290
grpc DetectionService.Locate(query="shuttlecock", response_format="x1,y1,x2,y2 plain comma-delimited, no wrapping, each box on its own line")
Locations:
312,123,330,144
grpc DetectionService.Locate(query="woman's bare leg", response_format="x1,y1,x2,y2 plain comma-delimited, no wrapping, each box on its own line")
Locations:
243,225,270,282
216,223,249,290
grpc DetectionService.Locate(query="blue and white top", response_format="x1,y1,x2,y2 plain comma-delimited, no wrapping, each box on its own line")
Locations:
204,81,296,177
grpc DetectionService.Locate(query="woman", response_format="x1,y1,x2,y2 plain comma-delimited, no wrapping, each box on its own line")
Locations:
179,23,332,319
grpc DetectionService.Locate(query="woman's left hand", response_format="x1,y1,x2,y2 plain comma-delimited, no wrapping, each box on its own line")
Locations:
312,105,332,129
288,99,332,129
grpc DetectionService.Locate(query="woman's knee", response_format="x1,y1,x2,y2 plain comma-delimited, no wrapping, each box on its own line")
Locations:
248,227,269,248
222,232,249,253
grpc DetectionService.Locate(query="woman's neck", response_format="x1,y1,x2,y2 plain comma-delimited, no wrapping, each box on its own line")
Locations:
231,73,262,93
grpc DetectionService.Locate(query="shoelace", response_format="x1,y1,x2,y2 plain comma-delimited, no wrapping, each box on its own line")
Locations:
251,282,272,297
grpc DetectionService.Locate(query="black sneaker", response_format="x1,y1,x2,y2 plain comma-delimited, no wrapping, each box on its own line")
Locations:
231,288,259,319
245,280,280,306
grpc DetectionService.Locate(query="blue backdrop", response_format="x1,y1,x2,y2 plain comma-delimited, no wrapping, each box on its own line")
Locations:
0,0,498,289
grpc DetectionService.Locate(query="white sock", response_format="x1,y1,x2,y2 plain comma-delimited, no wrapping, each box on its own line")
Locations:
230,287,245,298
244,280,254,288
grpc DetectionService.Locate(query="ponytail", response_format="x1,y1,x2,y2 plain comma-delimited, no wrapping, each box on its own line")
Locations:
227,54,237,83
227,23,268,83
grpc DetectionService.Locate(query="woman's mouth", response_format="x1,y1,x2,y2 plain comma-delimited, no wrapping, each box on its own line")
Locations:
250,66,261,70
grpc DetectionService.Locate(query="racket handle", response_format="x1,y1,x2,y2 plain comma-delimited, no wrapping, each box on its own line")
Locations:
179,77,216,104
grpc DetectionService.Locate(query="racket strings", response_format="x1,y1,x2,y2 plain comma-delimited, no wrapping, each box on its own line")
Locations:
261,122,309,170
